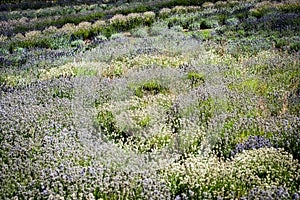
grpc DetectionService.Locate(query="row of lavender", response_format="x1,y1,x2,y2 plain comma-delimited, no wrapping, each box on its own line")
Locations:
0,0,228,37
1,0,299,86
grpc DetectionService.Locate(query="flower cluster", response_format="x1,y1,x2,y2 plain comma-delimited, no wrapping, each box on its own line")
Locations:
1,0,300,199
164,147,300,199
243,186,299,200
231,135,272,156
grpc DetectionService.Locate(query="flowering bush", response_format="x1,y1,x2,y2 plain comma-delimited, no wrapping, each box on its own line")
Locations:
1,1,300,199
164,148,300,199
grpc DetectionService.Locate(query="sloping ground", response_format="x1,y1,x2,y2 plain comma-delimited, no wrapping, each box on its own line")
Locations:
0,0,300,199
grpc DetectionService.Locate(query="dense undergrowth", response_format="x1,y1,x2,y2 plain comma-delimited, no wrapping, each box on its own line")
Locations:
0,0,300,199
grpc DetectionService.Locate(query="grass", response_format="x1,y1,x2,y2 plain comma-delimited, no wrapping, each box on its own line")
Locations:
0,0,300,199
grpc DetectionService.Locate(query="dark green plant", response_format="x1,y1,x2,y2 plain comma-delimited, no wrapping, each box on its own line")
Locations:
70,39,85,48
201,18,219,29
290,41,300,52
96,110,117,137
134,80,168,98
187,71,205,87
131,26,148,38
51,87,74,100
95,110,132,143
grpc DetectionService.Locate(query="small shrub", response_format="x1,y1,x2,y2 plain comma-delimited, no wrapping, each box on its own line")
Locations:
95,34,107,42
249,8,264,18
164,147,300,199
188,21,202,31
127,13,143,29
135,80,168,98
202,2,214,9
201,18,219,29
73,22,92,39
171,25,183,32
109,33,124,40
149,22,168,36
95,108,132,143
225,17,239,26
290,41,300,52
159,8,171,19
96,109,117,136
192,29,212,40
187,71,205,87
142,11,156,26
109,14,128,31
91,20,106,35
131,26,148,38
70,39,85,47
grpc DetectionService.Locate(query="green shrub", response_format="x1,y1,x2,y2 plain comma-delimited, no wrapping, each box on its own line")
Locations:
95,109,131,143
96,110,117,136
109,33,124,40
201,18,219,29
192,29,212,40
171,25,183,32
290,41,300,52
109,14,129,31
159,8,172,19
250,8,264,18
126,13,143,29
225,17,239,26
188,21,202,31
149,22,168,36
187,71,205,87
49,35,70,49
279,3,300,13
70,39,85,47
101,25,116,38
131,26,148,38
142,11,156,26
95,34,107,42
134,80,169,98
73,29,90,40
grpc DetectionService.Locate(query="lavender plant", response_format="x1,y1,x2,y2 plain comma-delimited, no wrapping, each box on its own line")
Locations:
1,0,300,199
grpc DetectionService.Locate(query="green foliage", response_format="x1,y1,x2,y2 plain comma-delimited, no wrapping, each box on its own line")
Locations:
49,35,70,49
95,109,131,143
109,33,124,40
290,41,300,52
96,110,117,136
131,26,148,38
101,25,116,38
188,21,202,31
279,3,300,14
70,39,85,47
191,29,212,40
51,88,74,100
187,71,205,87
138,115,151,127
250,9,264,18
149,22,167,36
134,80,169,98
8,34,69,50
95,34,107,42
167,14,201,29
225,17,239,26
102,65,124,79
201,18,219,29
73,30,91,40
119,5,149,15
